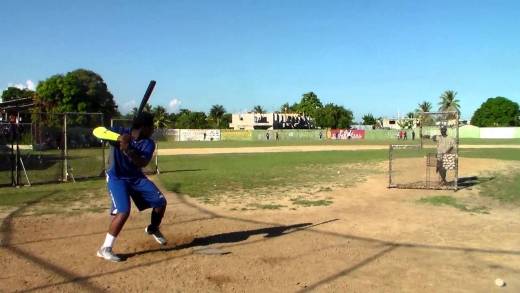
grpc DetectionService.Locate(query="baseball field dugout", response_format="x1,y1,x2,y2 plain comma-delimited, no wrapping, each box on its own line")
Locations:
110,118,160,174
388,111,459,190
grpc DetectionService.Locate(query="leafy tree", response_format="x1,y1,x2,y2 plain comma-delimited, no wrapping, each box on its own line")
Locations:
252,105,265,114
175,110,208,129
397,119,413,129
35,69,119,120
280,103,290,113
280,102,299,113
362,113,377,125
314,103,353,128
209,104,226,127
471,97,520,127
221,113,232,128
151,105,170,128
142,103,152,113
1,87,35,102
295,92,323,118
127,103,152,118
438,90,460,113
168,112,177,126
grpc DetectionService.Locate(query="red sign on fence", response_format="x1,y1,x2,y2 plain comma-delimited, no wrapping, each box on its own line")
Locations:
329,129,365,140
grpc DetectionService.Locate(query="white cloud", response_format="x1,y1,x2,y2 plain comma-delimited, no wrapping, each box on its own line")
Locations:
168,98,182,113
120,99,137,114
7,80,36,91
26,80,35,91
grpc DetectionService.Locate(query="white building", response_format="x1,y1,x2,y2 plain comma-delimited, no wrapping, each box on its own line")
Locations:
229,112,314,130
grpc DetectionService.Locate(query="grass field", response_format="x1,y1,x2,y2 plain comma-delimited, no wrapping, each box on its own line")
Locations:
2,147,519,213
158,150,386,205
157,138,520,149
0,178,106,215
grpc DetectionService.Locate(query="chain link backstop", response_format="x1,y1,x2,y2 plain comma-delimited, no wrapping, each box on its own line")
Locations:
1,112,106,185
389,112,459,190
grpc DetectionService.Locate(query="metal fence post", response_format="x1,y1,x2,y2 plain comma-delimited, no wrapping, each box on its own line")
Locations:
63,113,68,181
155,143,160,174
455,112,459,191
101,114,106,175
388,145,392,187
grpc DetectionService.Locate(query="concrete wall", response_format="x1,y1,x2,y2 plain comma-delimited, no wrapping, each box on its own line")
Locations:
221,129,253,141
459,125,480,138
480,127,519,139
160,126,520,141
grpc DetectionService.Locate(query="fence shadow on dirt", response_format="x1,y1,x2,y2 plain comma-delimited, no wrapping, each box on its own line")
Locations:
457,176,495,189
7,185,520,292
0,190,106,292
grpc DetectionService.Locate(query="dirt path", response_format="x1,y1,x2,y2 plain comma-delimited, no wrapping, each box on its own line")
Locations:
159,144,520,155
1,158,520,292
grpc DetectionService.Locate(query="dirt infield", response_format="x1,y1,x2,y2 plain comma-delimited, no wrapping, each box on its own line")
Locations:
2,158,520,292
158,144,520,155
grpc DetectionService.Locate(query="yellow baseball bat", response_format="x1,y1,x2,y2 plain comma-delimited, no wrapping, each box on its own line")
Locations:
93,127,120,141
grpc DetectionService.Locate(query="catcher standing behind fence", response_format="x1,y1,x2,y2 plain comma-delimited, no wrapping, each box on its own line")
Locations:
435,126,457,185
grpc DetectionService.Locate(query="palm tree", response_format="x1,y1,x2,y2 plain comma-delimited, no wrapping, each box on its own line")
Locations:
152,105,170,128
253,105,265,114
416,101,432,113
209,104,226,127
362,113,376,126
438,90,460,113
415,101,433,142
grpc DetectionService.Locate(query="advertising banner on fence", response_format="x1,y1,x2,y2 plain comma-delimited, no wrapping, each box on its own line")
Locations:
329,129,365,140
179,129,221,141
220,129,253,141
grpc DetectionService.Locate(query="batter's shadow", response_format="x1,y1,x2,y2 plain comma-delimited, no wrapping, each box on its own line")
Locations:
120,222,312,259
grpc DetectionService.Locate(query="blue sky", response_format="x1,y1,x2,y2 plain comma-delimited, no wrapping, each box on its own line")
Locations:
1,0,519,120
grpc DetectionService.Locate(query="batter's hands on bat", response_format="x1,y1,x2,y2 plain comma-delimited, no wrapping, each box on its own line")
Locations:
118,134,132,151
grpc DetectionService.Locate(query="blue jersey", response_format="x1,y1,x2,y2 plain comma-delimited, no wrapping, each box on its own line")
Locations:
107,127,155,179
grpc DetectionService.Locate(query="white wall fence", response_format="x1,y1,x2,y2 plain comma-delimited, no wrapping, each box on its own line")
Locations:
159,129,221,141
157,127,520,141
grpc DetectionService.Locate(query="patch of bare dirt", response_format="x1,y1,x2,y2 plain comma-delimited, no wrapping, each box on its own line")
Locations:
1,158,520,292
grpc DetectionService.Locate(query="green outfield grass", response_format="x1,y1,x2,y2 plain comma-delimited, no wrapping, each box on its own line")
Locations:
0,178,107,215
157,138,520,149
15,148,105,185
157,150,388,203
458,148,520,161
157,139,412,148
1,147,519,212
157,148,520,201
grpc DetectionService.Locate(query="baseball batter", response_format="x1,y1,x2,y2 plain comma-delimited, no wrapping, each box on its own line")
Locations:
97,112,168,262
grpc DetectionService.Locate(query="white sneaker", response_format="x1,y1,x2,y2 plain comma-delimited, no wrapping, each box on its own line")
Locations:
145,226,167,245
96,247,122,262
